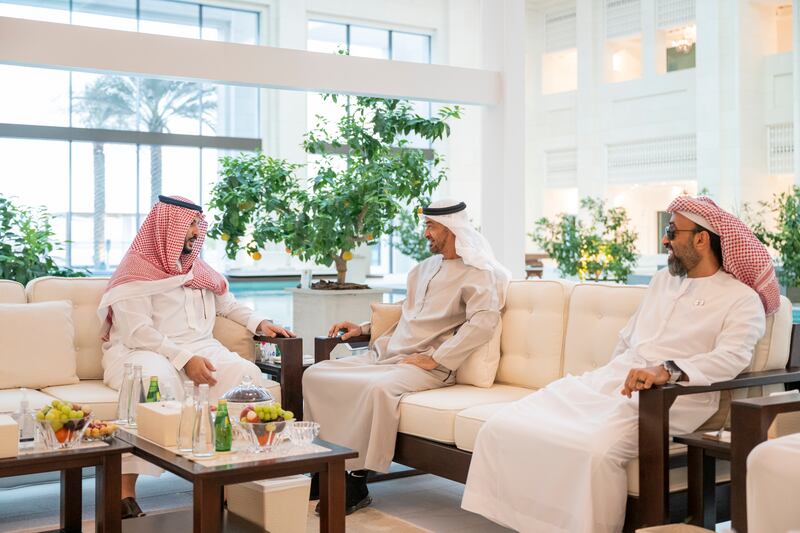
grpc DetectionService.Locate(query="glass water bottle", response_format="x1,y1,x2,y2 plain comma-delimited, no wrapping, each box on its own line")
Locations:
176,381,195,452
127,365,146,428
192,384,215,458
116,363,134,424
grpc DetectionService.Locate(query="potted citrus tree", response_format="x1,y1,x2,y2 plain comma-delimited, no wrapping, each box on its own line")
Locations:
208,95,460,288
530,197,638,283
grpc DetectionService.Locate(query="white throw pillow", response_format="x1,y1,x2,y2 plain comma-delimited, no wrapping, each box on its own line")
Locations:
0,300,80,390
368,301,502,388
455,320,502,388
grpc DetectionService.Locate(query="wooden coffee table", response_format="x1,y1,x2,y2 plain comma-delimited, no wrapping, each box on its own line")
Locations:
117,431,356,533
0,438,132,533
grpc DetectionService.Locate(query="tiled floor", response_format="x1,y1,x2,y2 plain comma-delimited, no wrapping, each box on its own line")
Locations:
0,470,510,533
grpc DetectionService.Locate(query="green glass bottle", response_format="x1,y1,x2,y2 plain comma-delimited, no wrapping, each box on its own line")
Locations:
214,399,232,452
145,376,161,402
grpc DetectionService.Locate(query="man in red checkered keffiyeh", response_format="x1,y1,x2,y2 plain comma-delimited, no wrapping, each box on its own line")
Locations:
463,197,775,532
97,195,293,517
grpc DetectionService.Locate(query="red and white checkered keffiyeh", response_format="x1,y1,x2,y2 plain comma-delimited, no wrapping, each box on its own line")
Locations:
106,196,227,294
667,196,780,315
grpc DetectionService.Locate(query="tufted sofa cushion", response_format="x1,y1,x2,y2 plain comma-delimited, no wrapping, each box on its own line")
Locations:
495,280,573,389
0,280,25,304
561,282,647,377
26,276,109,380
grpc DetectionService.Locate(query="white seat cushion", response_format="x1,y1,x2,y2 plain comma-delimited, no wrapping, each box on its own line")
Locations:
42,381,120,420
398,384,532,444
0,388,58,414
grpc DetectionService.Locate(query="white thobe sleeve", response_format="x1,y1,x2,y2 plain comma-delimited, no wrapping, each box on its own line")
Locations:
431,273,501,371
672,292,766,386
111,296,194,371
214,290,265,334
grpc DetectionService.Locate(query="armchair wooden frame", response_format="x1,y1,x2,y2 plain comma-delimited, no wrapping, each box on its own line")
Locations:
252,335,305,419
313,323,800,531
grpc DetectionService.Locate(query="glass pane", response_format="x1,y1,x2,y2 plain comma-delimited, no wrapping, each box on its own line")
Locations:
202,84,258,137
138,78,204,135
139,0,199,38
350,26,389,59
139,145,201,209
0,65,69,126
391,32,429,63
0,138,69,212
307,21,346,53
0,1,69,23
71,73,137,130
201,6,258,44
71,0,136,31
71,142,137,269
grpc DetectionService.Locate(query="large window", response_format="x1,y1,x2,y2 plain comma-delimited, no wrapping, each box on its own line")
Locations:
306,20,432,275
0,1,260,271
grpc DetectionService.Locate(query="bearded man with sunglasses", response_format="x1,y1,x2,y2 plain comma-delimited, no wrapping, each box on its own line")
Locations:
463,196,780,533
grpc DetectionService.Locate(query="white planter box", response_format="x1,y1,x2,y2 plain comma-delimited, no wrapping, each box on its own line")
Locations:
227,475,311,532
286,288,389,353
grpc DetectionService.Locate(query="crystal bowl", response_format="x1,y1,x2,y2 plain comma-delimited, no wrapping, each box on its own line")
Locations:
289,421,320,446
37,416,91,449
241,419,292,452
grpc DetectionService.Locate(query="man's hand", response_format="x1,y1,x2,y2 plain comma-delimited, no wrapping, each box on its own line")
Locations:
257,320,295,338
401,354,439,371
620,365,670,398
327,321,362,341
184,356,218,386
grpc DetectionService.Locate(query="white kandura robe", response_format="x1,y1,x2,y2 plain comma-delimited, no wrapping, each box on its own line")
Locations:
747,432,800,533
462,269,766,533
99,271,266,476
303,256,502,472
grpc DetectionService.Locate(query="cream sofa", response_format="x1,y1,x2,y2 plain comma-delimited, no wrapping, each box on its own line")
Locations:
0,277,281,420
315,278,799,530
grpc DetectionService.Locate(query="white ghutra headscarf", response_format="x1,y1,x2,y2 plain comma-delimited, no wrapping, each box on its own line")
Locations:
422,199,511,306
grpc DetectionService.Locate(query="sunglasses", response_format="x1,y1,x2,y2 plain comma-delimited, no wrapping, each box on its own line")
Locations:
663,225,698,241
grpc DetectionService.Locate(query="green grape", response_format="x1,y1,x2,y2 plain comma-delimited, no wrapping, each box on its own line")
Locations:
51,421,63,432
75,410,84,419
35,411,45,421
60,405,71,415
283,411,293,420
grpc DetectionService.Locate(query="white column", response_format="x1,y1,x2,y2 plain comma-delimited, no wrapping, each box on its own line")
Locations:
575,0,604,201
480,0,527,279
641,0,657,79
794,0,800,184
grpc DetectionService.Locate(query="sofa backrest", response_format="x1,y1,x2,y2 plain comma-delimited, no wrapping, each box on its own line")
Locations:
0,280,25,304
495,279,573,389
561,282,647,377
26,276,109,380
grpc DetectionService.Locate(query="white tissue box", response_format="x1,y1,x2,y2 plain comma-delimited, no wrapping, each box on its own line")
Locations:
0,415,19,458
136,401,181,447
227,475,311,533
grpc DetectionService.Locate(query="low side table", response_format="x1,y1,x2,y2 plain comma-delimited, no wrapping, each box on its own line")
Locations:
672,432,731,529
0,438,132,533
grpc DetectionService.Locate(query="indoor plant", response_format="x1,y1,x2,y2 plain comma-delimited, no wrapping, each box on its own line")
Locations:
530,197,638,282
208,95,460,287
0,195,86,285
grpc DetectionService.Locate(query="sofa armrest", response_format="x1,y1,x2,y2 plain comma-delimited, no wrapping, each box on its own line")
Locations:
253,335,304,419
637,366,800,527
314,334,372,363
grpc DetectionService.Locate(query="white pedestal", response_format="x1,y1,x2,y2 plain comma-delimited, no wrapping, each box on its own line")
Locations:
287,288,388,354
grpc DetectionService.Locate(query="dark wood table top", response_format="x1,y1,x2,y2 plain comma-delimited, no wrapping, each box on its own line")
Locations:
674,432,731,459
254,359,313,374
116,431,357,482
0,438,133,473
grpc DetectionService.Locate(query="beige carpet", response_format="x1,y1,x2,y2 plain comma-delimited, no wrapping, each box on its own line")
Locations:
306,502,431,533
12,504,431,532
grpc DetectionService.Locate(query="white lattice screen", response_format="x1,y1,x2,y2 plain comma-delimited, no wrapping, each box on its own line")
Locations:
545,148,578,187
656,0,695,29
607,135,696,183
606,0,641,39
545,7,577,52
767,123,794,175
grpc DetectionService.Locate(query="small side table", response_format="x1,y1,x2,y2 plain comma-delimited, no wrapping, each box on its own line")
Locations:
672,432,731,529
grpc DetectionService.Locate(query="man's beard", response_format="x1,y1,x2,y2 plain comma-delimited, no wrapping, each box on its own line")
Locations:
427,239,441,254
182,238,196,255
667,243,700,277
